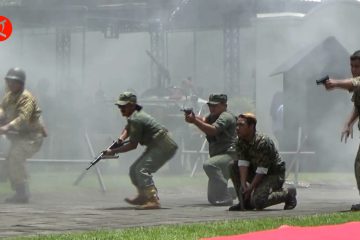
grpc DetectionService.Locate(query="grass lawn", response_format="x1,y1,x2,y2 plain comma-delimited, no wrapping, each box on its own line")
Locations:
9,212,360,240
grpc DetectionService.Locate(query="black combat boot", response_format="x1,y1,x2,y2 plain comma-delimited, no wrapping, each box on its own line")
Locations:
284,187,297,210
5,184,30,204
229,196,254,211
212,188,234,206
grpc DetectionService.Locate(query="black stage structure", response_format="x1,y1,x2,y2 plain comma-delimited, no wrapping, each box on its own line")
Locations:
0,0,320,97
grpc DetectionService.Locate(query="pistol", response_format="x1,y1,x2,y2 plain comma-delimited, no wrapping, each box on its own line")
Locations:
180,108,193,114
316,75,329,85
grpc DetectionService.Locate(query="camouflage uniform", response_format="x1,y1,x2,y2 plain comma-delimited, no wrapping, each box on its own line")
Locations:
348,77,360,209
116,92,178,210
229,131,296,210
0,68,43,203
202,94,237,205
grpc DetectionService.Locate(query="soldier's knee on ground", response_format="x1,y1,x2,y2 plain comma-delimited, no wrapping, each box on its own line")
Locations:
250,196,266,210
203,162,214,173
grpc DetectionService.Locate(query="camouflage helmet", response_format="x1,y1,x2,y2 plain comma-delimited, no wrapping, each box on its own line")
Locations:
4,68,26,84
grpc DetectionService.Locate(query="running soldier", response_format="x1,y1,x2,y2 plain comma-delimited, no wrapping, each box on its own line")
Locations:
102,92,178,210
0,68,44,203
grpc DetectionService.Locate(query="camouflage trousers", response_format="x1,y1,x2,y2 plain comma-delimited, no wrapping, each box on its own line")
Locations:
1,138,43,190
129,145,177,189
203,151,236,204
228,160,289,210
354,144,360,194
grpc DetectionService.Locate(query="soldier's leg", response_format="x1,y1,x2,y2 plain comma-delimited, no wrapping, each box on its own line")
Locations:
4,139,42,203
250,175,296,210
203,154,235,206
125,151,149,206
133,146,175,210
228,160,255,211
351,145,360,211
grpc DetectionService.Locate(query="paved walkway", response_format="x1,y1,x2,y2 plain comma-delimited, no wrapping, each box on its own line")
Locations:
0,186,358,239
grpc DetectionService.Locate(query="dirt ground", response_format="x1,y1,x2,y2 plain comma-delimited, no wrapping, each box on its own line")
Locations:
0,184,359,239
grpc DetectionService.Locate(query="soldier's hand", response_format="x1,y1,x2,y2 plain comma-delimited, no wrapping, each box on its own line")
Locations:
184,110,196,123
324,79,336,90
117,138,124,144
102,149,115,156
242,187,252,200
341,124,353,143
0,125,10,135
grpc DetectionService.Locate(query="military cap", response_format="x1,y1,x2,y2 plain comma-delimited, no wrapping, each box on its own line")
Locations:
115,92,142,110
207,93,228,105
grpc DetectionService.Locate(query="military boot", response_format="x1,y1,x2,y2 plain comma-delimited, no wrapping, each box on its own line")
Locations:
135,185,161,210
284,187,297,210
5,184,30,204
124,188,148,206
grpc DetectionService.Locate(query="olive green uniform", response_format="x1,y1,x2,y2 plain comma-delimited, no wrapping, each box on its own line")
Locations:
202,94,237,204
115,92,178,210
229,131,292,210
126,110,178,189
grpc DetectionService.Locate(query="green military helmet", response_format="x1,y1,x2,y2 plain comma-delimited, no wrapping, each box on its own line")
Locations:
4,67,26,84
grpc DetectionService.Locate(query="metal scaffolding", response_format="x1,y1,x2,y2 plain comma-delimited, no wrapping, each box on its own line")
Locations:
149,29,165,88
55,27,71,86
223,14,240,98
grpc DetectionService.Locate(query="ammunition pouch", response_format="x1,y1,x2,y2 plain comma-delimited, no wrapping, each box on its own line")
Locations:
152,129,178,156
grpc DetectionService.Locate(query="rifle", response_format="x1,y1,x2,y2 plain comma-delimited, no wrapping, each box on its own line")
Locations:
316,75,329,85
180,108,193,114
73,140,129,186
238,186,245,211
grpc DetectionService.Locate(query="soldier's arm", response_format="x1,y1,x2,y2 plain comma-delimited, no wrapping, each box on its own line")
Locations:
195,115,206,122
347,95,359,127
0,98,5,120
7,97,35,131
112,121,141,154
119,127,129,141
238,161,249,187
248,138,274,190
194,112,233,136
236,141,249,187
346,106,358,127
331,76,360,92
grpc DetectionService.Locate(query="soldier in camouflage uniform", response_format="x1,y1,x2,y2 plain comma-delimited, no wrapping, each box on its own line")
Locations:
323,50,360,211
102,92,178,210
184,93,237,206
0,68,44,203
228,113,297,211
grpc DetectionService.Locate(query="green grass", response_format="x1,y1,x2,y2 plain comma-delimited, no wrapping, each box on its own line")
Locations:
9,212,360,240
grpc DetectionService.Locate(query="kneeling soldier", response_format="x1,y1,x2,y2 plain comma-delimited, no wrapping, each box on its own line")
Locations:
228,113,297,211
102,92,178,210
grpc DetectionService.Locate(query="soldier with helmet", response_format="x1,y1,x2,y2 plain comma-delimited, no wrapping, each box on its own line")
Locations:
102,92,178,210
0,68,45,203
